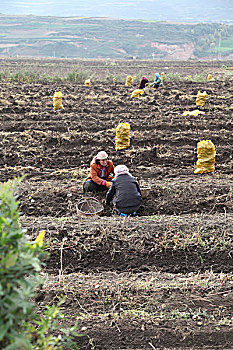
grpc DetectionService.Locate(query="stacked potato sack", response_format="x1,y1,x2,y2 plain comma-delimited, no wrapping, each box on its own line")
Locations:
125,75,133,87
194,140,216,174
53,91,63,110
196,91,207,107
115,122,130,151
84,79,91,86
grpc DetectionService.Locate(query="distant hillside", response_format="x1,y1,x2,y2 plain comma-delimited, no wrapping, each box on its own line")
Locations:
0,15,233,60
1,0,233,22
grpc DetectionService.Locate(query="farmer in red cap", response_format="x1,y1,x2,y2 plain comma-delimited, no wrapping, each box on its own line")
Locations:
138,76,149,89
105,165,142,217
83,151,115,193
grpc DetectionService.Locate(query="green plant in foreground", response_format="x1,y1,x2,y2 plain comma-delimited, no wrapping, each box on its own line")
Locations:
0,178,44,349
27,300,81,350
0,179,82,350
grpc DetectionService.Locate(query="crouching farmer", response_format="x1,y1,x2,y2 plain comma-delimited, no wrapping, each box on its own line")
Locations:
152,73,163,88
83,151,115,193
105,165,142,217
138,76,149,89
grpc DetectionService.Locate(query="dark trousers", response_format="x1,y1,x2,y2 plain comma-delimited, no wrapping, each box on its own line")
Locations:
153,82,160,89
83,180,108,193
116,204,141,215
139,79,148,89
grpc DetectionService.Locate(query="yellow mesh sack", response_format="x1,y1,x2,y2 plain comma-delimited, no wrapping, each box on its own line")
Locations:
115,122,130,151
207,74,213,81
131,89,144,98
53,91,63,110
183,110,205,117
196,91,207,107
84,79,91,87
194,140,216,174
125,75,133,87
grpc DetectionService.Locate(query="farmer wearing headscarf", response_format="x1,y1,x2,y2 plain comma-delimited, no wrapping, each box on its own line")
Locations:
138,76,149,89
83,151,115,193
105,165,142,216
152,73,163,88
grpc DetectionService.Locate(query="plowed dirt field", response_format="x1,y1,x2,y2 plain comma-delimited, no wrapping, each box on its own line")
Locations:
0,58,232,349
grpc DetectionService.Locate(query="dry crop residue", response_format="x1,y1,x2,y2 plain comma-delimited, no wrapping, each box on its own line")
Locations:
0,58,232,349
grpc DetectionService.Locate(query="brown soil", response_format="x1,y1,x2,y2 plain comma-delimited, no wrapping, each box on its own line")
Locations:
0,58,233,349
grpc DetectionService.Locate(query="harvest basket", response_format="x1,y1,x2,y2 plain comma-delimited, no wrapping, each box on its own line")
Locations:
76,197,104,216
140,186,151,198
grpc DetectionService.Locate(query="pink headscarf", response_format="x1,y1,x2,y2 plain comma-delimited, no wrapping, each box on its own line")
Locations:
114,165,131,177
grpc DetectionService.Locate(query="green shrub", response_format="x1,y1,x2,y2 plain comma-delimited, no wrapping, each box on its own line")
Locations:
65,70,91,83
164,72,182,82
192,74,206,82
0,72,7,81
27,299,81,350
51,75,64,83
0,178,44,349
0,179,81,350
105,73,123,83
